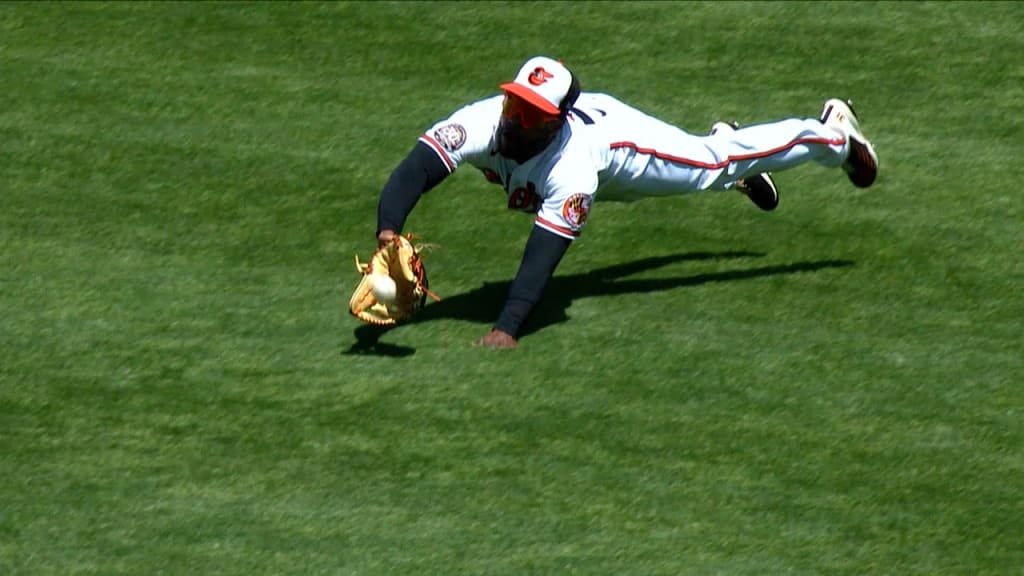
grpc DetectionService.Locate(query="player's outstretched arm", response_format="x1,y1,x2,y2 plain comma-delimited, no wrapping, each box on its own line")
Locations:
477,225,572,349
376,141,451,240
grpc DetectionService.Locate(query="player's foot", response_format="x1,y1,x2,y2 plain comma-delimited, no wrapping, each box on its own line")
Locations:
820,99,878,188
710,121,779,211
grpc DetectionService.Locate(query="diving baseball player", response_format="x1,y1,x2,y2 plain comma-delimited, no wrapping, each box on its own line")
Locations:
374,56,878,349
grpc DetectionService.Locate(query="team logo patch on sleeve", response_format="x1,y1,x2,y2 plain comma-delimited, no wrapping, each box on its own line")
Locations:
433,123,467,152
561,193,592,230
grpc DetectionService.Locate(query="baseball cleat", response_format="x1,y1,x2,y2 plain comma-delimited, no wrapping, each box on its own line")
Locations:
710,121,779,211
820,98,878,188
737,172,779,211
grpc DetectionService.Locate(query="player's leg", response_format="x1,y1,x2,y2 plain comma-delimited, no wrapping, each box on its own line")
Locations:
592,95,878,201
710,121,778,211
706,117,847,185
710,99,878,189
597,102,835,195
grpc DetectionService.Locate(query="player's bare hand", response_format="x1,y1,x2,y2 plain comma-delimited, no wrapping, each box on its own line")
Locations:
377,229,397,248
475,329,518,349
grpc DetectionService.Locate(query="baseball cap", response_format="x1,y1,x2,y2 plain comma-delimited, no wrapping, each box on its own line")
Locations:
500,56,576,115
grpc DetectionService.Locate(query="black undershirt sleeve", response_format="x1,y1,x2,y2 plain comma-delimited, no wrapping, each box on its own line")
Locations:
493,225,573,338
376,141,451,235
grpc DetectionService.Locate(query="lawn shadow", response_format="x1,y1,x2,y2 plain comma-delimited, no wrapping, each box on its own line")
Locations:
344,250,853,355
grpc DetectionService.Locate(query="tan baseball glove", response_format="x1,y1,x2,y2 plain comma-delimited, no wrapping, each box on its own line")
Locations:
349,234,440,326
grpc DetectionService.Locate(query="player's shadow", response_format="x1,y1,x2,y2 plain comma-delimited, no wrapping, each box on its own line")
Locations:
344,250,853,355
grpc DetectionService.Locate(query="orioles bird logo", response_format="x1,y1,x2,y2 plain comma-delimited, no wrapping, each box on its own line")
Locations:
528,67,554,86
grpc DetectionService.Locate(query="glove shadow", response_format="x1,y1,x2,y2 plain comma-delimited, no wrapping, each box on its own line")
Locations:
343,324,416,357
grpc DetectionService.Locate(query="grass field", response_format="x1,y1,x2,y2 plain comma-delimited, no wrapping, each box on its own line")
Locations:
2,1,1022,574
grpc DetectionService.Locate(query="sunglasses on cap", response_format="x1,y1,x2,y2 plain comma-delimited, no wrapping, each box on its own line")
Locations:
501,94,562,130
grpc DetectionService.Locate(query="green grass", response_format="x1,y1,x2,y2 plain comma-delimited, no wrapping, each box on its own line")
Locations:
2,1,1021,574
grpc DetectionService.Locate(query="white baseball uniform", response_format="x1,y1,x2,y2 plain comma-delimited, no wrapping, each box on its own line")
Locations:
420,92,850,240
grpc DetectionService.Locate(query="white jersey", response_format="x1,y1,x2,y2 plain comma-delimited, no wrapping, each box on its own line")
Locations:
419,92,848,240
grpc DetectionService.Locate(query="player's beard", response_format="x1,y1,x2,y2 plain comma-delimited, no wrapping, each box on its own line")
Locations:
496,117,561,164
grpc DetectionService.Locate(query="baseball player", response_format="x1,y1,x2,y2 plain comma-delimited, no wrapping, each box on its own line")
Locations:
374,56,878,349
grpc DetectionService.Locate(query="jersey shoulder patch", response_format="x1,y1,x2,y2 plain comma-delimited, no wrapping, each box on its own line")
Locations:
561,193,592,230
432,123,467,152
